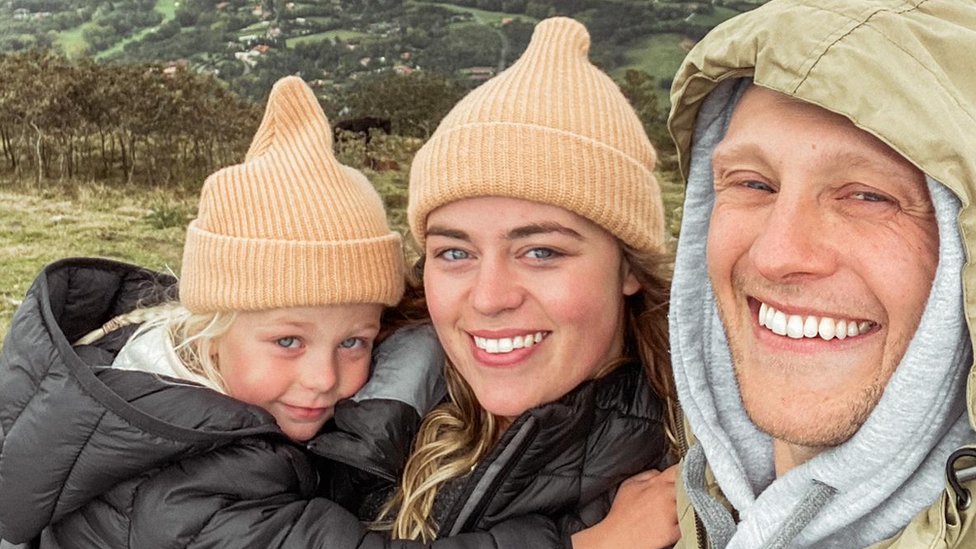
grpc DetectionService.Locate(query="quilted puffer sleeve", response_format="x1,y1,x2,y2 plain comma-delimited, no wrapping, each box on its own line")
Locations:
42,435,568,549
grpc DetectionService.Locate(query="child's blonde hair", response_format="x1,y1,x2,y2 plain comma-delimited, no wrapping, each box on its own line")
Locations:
75,302,236,392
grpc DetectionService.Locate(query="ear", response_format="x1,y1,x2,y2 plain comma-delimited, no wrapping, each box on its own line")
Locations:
621,259,641,296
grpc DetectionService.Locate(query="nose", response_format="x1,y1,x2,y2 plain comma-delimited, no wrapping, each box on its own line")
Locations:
297,354,339,394
748,193,838,283
469,253,524,316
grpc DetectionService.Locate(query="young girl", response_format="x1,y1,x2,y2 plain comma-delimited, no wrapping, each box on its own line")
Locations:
0,75,642,549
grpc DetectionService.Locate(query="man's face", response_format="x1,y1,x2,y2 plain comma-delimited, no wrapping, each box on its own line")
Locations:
707,86,939,448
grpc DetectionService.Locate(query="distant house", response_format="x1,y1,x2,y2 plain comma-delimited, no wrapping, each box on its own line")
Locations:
252,44,271,54
13,8,29,20
393,64,414,76
400,51,412,61
266,26,282,39
359,57,371,67
235,50,261,67
216,2,230,10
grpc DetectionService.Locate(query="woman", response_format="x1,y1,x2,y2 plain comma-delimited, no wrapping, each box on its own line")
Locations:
377,15,680,547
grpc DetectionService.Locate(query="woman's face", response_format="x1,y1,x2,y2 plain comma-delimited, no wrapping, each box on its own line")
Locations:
423,196,640,421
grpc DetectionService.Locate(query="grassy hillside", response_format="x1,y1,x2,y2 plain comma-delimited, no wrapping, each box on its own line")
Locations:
0,182,190,342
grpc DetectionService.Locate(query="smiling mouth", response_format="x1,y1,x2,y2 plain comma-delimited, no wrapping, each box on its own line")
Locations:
283,404,330,419
472,331,549,354
757,301,877,341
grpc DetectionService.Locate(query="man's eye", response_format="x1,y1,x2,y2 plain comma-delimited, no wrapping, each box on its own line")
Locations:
276,337,301,349
743,180,774,192
850,191,890,203
437,248,469,261
339,337,366,349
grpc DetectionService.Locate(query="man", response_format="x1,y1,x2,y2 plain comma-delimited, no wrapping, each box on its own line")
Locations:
666,1,976,547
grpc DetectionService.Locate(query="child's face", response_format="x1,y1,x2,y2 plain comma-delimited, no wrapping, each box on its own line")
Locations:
213,303,383,442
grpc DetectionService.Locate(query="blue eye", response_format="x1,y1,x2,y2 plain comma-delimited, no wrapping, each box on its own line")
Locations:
339,337,365,349
437,248,469,261
526,248,559,260
276,337,301,349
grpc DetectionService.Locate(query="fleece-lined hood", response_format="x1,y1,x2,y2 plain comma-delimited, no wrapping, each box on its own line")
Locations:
667,1,976,548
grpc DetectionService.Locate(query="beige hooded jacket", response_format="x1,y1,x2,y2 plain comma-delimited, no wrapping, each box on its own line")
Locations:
667,1,976,547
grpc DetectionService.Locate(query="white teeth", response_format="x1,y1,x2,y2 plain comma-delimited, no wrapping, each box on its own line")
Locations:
474,332,547,354
786,315,804,339
757,301,875,342
818,317,835,340
771,310,787,336
803,316,818,338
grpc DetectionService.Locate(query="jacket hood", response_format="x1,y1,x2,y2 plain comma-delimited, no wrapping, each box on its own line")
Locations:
667,1,976,547
0,258,281,542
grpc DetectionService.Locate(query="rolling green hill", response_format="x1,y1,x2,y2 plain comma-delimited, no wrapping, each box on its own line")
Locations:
1,0,766,103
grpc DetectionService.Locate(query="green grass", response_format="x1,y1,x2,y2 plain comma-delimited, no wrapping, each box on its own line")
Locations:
410,1,535,26
617,33,689,82
0,181,191,344
240,20,271,33
56,0,180,59
286,29,369,46
57,25,90,58
98,0,180,59
687,6,742,27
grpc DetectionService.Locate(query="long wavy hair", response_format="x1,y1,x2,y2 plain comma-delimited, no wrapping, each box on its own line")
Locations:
376,244,676,541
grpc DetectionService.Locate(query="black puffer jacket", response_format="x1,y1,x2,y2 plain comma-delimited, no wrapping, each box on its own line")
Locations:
0,258,668,548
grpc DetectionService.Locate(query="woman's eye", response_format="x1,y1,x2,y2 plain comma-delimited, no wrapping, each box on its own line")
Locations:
525,247,559,260
339,337,367,350
437,248,469,261
276,337,301,349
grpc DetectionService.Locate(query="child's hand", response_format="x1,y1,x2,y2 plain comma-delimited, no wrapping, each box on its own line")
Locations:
570,464,680,549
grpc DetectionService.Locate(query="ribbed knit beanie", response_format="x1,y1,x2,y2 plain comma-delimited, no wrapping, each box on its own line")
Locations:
180,76,404,313
408,17,664,253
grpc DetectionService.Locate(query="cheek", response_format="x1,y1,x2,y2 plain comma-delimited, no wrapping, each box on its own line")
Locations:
423,269,455,324
340,360,372,398
706,209,748,284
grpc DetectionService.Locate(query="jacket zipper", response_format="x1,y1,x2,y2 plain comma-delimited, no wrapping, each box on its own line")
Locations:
440,417,540,536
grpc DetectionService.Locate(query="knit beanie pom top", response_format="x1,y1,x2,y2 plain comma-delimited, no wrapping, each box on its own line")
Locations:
408,16,664,253
180,76,404,313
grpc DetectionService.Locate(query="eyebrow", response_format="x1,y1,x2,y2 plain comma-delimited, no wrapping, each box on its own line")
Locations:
425,222,585,242
712,141,921,185
711,141,764,168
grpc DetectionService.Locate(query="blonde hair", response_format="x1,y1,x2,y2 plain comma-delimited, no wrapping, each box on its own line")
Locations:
75,302,237,393
377,246,676,541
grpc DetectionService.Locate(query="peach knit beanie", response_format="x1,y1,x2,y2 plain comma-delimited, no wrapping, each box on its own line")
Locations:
408,16,664,253
180,76,404,312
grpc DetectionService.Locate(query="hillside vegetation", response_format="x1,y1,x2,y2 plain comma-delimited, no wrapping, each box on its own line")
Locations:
2,0,767,103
